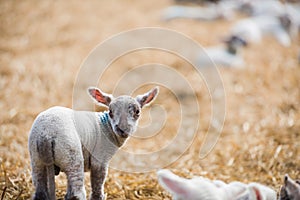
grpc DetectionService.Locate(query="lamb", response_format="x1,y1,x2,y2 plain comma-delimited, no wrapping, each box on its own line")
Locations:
235,0,300,43
157,169,277,200
197,35,247,68
161,4,233,21
230,15,292,47
279,174,300,200
237,0,285,17
28,86,159,200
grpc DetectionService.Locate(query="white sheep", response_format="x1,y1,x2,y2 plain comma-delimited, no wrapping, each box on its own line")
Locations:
237,0,285,17
230,15,292,47
197,35,247,68
28,86,159,200
162,4,234,21
157,169,277,200
279,174,300,200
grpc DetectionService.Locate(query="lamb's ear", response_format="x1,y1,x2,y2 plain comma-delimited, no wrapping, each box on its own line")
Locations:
279,174,290,200
157,169,190,197
136,87,159,108
87,87,113,107
284,174,289,186
247,183,276,200
247,184,264,200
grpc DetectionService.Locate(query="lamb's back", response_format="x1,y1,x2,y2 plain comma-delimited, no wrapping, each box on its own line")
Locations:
29,107,81,164
30,106,75,138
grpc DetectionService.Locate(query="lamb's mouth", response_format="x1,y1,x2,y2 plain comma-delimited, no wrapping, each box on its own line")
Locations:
119,132,129,138
114,126,129,138
115,130,129,138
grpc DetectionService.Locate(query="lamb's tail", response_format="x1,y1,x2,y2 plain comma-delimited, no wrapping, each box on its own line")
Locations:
36,137,55,164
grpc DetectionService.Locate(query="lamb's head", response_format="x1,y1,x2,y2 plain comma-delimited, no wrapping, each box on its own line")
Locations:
279,174,300,200
88,86,159,138
279,14,292,32
224,35,247,55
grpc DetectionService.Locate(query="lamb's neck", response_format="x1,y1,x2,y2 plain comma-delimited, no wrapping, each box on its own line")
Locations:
98,111,127,148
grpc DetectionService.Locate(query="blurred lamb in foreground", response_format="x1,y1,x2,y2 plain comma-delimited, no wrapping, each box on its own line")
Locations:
29,86,159,200
279,174,300,200
157,169,276,200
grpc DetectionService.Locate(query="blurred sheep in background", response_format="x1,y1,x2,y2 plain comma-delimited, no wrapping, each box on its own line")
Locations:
162,0,300,68
197,35,247,68
162,4,235,21
230,14,293,46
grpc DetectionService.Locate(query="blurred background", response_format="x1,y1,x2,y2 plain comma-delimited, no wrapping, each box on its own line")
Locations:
0,0,299,199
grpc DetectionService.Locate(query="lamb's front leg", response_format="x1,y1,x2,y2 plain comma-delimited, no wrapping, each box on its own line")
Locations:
90,163,108,200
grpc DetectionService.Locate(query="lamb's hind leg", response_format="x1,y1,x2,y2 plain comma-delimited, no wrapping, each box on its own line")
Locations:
32,162,50,200
64,163,86,200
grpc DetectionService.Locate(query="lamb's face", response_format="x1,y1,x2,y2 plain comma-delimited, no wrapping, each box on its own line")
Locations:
88,86,159,138
225,35,247,54
108,96,141,138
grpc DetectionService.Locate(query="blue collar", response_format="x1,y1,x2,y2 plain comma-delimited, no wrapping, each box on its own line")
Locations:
99,111,110,125
98,111,122,147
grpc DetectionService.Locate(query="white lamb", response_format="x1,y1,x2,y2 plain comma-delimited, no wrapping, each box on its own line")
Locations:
197,35,247,68
230,15,293,47
157,169,277,200
162,4,234,21
237,0,285,17
28,86,159,200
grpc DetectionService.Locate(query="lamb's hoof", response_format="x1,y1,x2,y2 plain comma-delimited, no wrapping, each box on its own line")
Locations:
65,192,86,200
33,191,50,200
68,197,80,200
90,193,106,200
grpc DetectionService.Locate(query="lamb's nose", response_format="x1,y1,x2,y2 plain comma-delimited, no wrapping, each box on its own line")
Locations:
115,125,128,138
116,125,124,134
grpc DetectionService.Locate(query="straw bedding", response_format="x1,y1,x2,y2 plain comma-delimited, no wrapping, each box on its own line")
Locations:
0,1,299,199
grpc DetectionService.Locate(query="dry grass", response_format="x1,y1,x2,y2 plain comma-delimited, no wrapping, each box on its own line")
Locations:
0,0,300,199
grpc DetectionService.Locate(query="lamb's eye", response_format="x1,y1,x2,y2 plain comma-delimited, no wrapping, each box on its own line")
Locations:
134,109,140,119
135,109,140,115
